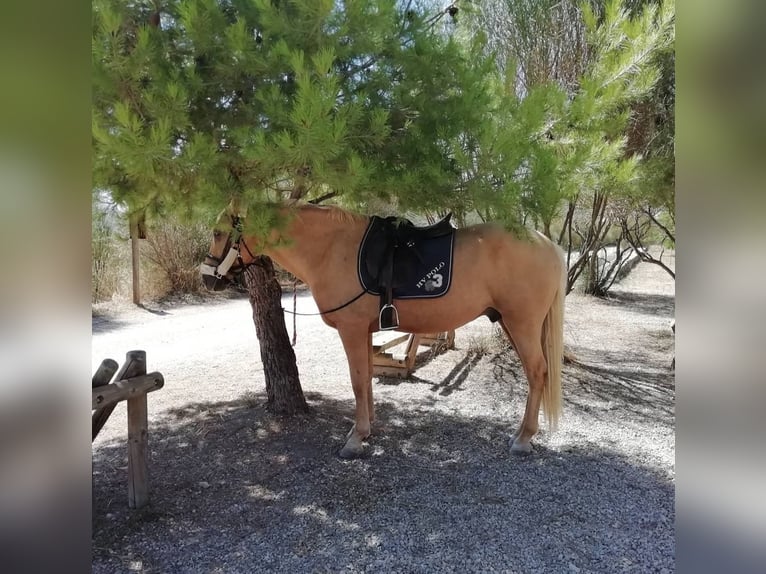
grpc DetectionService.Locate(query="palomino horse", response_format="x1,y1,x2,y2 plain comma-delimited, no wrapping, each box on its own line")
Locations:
201,202,566,459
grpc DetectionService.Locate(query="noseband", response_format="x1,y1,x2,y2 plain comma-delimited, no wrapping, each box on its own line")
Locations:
199,216,256,282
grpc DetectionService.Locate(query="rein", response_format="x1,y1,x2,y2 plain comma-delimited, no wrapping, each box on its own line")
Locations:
282,288,368,317
286,277,367,347
241,229,369,318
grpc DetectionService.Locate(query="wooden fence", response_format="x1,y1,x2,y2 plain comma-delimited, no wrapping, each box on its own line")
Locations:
92,350,164,509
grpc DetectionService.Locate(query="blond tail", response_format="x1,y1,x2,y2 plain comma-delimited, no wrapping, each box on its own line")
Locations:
541,245,566,431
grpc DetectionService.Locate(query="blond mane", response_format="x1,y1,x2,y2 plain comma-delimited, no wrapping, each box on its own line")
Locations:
291,202,368,225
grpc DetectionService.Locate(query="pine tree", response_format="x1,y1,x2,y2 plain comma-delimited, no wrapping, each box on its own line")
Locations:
92,0,503,412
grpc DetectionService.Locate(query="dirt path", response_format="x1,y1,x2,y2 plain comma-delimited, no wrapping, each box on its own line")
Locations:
93,258,675,573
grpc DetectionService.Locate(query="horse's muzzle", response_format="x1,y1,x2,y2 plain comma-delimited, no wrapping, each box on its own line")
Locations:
202,273,230,292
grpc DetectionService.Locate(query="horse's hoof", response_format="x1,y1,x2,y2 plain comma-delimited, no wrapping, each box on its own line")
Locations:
510,438,533,456
339,445,364,459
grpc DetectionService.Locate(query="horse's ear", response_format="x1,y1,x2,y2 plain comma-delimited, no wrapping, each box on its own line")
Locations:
227,197,248,219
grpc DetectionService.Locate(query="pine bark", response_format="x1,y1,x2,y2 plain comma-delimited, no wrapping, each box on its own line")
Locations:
244,256,309,414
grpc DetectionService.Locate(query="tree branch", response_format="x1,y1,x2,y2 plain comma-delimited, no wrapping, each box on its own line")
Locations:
643,206,675,244
342,1,461,82
620,216,675,279
558,199,576,245
309,191,338,204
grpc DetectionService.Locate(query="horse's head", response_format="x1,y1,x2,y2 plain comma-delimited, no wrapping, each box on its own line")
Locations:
200,205,253,291
200,201,302,290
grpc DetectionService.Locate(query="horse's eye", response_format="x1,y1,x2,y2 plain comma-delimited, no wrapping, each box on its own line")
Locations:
213,231,222,239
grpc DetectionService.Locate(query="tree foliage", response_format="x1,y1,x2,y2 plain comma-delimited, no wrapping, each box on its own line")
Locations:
93,0,505,228
93,0,675,283
462,0,675,292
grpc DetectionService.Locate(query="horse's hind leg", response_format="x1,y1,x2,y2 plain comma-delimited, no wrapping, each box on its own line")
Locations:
501,319,547,454
367,332,375,425
337,326,373,459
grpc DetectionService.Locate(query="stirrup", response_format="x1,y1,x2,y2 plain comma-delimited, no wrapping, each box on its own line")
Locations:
379,304,399,331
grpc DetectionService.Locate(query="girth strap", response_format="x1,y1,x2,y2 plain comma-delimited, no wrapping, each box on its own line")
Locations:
378,238,399,330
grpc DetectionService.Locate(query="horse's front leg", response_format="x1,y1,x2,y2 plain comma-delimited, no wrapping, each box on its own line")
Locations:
337,326,373,459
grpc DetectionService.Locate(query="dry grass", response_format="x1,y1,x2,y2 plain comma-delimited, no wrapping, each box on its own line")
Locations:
92,214,122,302
91,218,212,303
465,325,507,357
143,220,210,297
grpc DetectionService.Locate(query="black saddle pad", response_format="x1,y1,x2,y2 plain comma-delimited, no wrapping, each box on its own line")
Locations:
357,215,456,299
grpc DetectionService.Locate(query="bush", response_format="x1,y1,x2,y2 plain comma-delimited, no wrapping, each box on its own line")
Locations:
92,209,121,302
143,219,211,297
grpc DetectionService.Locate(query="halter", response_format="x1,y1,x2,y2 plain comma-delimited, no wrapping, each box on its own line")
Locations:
199,216,256,283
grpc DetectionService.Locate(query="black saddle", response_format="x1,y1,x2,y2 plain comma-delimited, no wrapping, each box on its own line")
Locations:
357,214,456,330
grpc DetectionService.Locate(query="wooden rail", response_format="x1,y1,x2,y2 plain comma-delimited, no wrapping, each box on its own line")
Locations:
92,373,164,410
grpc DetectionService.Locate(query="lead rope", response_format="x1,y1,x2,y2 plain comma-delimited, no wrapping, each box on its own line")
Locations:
291,278,298,346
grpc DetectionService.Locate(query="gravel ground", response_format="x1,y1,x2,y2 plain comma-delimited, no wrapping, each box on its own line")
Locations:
92,256,675,573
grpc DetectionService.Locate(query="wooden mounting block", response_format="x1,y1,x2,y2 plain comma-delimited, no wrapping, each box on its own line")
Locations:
372,331,455,378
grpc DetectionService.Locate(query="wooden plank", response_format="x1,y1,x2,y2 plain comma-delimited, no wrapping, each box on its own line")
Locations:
92,358,118,388
91,372,164,410
372,365,410,378
127,392,149,508
419,330,455,350
372,334,420,377
372,350,410,377
372,333,410,354
404,334,422,371
373,352,407,367
93,350,146,441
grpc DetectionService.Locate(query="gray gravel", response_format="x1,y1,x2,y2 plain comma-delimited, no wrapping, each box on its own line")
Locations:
92,257,675,573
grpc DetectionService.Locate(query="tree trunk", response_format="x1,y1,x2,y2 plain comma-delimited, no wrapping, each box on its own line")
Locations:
584,250,600,296
244,256,309,414
129,215,141,305
542,220,552,240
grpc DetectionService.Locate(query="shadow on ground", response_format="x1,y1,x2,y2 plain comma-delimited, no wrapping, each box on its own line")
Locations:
91,314,130,334
564,358,675,425
602,290,675,320
376,349,485,398
91,305,173,334
93,391,674,574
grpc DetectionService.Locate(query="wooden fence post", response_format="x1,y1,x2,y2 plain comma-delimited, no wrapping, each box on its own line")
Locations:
127,387,149,509
93,351,146,441
92,358,118,388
